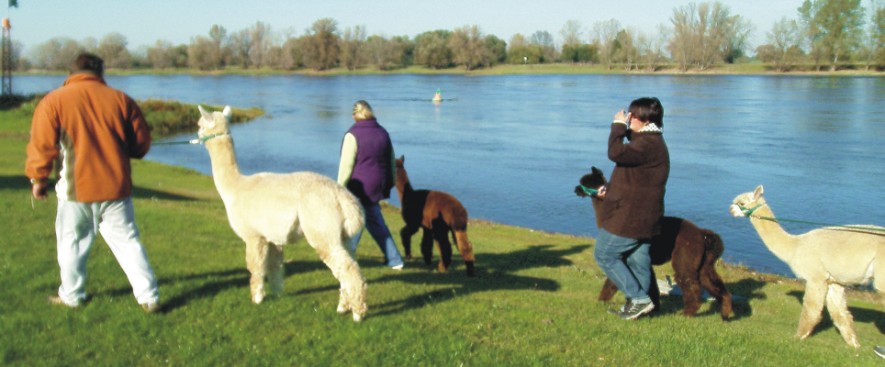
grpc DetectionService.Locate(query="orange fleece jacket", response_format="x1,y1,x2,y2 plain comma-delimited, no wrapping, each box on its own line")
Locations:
25,73,151,203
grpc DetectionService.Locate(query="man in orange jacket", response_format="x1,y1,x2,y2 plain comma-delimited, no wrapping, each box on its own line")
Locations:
25,53,160,313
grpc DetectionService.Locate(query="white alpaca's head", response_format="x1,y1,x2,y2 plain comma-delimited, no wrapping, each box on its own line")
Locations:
730,185,766,217
197,105,233,138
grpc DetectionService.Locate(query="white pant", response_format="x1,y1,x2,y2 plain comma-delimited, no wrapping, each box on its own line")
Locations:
55,197,159,306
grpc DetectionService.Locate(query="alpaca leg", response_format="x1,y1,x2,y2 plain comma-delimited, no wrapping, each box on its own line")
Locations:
453,230,476,276
266,244,285,296
699,263,733,320
433,226,453,272
245,237,270,304
420,228,434,265
309,232,367,322
598,278,620,302
675,270,703,317
796,281,828,340
825,284,860,348
400,225,419,260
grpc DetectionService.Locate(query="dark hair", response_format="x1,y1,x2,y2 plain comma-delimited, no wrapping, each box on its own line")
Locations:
72,53,104,77
628,97,664,128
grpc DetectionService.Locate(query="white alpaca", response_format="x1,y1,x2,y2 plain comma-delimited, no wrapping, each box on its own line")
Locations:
197,105,368,321
730,185,884,347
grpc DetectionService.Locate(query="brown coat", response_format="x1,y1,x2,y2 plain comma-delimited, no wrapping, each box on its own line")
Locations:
599,123,669,239
25,73,150,202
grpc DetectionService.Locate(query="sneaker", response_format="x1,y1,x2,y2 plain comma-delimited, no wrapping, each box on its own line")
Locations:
391,264,404,271
141,303,160,314
47,295,80,308
618,300,655,320
607,300,632,315
875,346,885,359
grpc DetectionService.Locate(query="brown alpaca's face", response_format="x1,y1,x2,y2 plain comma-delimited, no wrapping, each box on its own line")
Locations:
575,166,606,198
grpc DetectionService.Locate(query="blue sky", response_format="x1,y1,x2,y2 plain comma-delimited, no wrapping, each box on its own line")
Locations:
5,0,807,51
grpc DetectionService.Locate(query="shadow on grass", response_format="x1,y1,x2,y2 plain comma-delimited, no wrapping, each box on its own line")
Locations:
786,290,885,336
363,243,589,317
0,175,197,202
0,175,29,189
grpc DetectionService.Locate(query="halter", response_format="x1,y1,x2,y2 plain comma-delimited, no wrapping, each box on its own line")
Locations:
578,184,599,196
737,203,765,217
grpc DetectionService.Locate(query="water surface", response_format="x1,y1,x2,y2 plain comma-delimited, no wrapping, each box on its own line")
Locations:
16,74,885,277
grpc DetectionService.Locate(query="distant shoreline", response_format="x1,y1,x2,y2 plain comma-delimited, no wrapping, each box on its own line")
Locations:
14,63,884,77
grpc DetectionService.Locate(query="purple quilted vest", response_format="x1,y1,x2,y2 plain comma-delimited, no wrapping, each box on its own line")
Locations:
346,118,393,204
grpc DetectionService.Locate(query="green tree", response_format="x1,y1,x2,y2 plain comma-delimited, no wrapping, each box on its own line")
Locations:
484,34,507,65
414,30,452,69
799,0,866,71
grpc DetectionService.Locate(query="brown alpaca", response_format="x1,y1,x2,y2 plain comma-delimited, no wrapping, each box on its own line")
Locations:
395,156,475,276
576,166,732,319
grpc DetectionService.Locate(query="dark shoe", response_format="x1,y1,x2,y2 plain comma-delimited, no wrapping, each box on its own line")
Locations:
618,300,654,320
875,346,885,359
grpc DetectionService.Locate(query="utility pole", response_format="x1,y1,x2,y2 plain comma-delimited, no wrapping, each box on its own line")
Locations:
1,17,11,96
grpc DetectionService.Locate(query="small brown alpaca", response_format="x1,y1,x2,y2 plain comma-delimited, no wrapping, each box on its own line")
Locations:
576,166,733,319
395,156,475,276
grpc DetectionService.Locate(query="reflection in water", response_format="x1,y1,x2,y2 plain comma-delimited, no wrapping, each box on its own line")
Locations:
15,74,885,277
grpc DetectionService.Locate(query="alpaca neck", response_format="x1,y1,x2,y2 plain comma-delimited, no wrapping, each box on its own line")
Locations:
591,197,604,228
395,168,414,201
747,203,799,261
204,135,242,199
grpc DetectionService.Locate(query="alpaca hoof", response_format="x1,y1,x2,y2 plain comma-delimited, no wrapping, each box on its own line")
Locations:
353,313,364,322
252,294,264,304
466,261,476,277
337,304,349,314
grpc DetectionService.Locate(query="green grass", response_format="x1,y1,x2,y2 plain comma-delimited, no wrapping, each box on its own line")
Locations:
1,103,883,366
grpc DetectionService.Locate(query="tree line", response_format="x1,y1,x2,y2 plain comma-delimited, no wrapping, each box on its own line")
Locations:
4,0,883,73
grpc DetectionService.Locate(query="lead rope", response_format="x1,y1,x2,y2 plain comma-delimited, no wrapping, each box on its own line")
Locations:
739,203,885,234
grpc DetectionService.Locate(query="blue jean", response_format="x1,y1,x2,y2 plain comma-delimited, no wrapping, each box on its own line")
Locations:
593,228,652,303
350,203,404,268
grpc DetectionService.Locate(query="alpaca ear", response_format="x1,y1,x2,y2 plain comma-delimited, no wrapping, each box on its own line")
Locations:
753,185,764,200
399,155,405,162
198,105,215,128
222,105,232,120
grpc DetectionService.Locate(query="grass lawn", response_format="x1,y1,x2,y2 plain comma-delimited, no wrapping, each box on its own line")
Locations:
0,103,882,366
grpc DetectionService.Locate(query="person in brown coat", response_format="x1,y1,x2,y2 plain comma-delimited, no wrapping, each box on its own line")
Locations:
593,97,669,320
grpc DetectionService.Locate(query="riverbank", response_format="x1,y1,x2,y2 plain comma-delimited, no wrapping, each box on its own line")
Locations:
1,100,882,365
15,62,885,77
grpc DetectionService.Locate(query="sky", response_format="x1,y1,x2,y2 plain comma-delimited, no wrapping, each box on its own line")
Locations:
4,0,812,53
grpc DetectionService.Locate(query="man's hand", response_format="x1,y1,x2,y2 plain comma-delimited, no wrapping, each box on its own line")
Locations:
32,182,48,200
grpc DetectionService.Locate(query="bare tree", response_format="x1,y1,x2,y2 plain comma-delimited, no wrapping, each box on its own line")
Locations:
280,36,306,70
302,18,341,71
96,32,131,69
759,17,803,71
29,37,84,70
247,21,273,68
529,30,557,62
448,25,492,70
560,19,583,47
668,1,752,70
340,25,367,70
593,19,622,69
229,29,252,69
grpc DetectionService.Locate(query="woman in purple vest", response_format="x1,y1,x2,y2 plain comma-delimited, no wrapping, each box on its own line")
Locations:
337,100,405,270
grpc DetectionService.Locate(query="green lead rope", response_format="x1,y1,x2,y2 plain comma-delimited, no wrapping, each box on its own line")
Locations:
579,184,599,196
739,204,885,234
